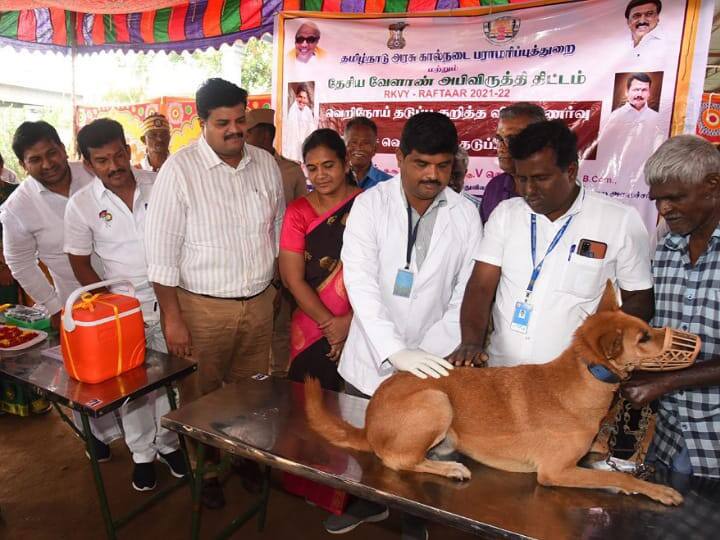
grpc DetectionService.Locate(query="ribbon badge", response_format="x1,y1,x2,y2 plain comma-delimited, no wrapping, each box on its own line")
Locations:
99,209,113,227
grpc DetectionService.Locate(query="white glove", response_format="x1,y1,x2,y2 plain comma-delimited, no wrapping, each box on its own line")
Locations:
388,349,454,379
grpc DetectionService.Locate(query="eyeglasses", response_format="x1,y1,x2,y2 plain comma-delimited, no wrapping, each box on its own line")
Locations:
493,134,516,147
295,35,319,44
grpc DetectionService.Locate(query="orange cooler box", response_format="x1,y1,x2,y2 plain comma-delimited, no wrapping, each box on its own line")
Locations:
61,279,146,384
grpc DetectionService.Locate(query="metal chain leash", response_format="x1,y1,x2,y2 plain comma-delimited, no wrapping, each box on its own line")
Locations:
603,397,655,479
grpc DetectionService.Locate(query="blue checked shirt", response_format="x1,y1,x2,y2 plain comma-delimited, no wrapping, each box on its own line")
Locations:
650,226,720,478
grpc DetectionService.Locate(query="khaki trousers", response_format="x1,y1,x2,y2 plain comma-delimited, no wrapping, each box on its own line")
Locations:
177,286,275,406
270,288,293,375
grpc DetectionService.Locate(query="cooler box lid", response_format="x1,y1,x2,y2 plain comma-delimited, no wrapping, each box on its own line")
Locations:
70,293,141,323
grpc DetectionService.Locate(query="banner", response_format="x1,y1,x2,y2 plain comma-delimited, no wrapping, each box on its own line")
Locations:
696,92,720,143
75,94,271,165
274,0,713,231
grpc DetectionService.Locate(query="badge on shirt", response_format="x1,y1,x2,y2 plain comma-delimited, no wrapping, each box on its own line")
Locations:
393,268,414,298
99,209,113,228
511,300,533,334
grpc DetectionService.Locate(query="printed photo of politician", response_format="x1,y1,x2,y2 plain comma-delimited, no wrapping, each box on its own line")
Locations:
287,21,326,65
283,82,317,162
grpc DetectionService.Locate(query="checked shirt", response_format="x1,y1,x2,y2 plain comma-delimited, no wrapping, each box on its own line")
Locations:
650,226,720,478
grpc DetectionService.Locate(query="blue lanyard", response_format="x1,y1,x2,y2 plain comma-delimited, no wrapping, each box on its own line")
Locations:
527,214,573,299
405,203,421,270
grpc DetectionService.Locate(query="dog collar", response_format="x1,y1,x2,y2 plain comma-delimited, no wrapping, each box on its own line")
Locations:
587,364,621,384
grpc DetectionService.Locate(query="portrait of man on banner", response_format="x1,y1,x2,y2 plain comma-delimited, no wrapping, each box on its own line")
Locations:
587,71,665,224
288,22,326,65
283,82,317,162
625,0,666,67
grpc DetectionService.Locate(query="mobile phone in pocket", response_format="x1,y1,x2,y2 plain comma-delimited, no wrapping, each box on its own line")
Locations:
576,239,608,259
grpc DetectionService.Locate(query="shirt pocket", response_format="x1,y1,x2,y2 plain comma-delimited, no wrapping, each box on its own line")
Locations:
558,255,606,299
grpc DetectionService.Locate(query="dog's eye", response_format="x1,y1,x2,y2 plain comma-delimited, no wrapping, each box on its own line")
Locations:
639,332,651,343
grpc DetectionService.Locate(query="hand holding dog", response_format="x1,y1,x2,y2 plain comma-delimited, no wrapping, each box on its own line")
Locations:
621,372,674,408
389,349,454,379
447,343,488,367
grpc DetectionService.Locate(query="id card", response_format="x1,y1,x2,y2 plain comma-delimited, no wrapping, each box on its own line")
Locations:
511,301,533,334
393,268,414,297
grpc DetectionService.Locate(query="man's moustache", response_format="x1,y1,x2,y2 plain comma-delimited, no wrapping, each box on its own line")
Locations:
224,134,243,140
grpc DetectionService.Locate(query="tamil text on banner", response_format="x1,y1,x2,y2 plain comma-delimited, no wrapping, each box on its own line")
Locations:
275,0,712,231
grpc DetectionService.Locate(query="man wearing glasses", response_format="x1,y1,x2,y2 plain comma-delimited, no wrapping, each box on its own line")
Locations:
289,22,325,64
480,102,546,224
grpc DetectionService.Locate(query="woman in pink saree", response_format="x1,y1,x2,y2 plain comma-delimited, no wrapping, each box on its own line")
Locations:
279,129,361,390
279,128,361,514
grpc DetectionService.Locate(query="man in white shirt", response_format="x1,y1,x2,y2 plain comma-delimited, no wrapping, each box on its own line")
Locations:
625,0,665,67
135,113,171,173
451,120,654,368
0,120,122,457
587,72,664,226
65,118,186,492
330,112,481,537
145,78,285,508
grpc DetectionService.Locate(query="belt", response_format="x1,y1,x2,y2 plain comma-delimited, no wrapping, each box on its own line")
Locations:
185,285,269,302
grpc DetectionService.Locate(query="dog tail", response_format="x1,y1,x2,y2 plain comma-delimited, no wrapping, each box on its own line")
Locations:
304,377,372,452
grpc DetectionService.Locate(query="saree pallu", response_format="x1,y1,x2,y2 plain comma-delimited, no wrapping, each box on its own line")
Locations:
284,192,358,514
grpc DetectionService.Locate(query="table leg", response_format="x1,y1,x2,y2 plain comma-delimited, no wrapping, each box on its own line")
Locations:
257,465,272,532
191,443,206,540
80,413,116,540
165,383,195,486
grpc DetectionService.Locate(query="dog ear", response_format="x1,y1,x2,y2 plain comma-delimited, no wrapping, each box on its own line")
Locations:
599,328,624,360
596,280,619,313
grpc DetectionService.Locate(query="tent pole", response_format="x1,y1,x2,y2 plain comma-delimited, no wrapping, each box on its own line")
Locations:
71,44,78,154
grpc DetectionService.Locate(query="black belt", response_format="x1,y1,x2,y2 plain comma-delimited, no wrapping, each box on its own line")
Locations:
185,285,269,302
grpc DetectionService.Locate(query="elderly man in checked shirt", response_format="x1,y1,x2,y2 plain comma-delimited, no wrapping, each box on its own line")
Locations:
622,135,720,479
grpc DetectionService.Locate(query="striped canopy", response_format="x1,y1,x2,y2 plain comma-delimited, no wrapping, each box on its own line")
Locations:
0,0,529,54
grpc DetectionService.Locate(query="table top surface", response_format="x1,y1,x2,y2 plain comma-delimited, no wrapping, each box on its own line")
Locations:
162,377,719,540
0,336,197,417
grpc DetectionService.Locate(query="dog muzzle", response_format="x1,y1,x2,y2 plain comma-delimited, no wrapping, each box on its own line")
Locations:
635,328,701,371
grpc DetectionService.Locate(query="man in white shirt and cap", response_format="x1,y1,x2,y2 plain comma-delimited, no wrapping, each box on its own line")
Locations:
135,113,171,173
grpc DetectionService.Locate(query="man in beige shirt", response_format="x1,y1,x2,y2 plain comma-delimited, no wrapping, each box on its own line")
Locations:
246,107,308,375
145,79,285,508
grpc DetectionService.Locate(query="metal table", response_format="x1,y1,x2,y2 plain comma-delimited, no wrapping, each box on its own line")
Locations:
0,337,197,540
162,377,720,540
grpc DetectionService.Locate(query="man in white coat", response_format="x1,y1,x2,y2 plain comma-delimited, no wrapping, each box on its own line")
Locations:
327,112,482,538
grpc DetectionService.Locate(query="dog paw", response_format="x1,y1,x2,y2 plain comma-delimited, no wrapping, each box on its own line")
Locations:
446,462,472,481
646,484,684,506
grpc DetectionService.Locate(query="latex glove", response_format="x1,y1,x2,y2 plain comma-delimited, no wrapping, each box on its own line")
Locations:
389,349,454,379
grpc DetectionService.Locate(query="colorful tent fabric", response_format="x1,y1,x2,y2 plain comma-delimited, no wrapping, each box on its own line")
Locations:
0,0,526,54
3,2,187,14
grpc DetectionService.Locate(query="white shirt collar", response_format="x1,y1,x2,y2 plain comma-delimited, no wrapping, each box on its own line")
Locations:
634,24,664,46
528,185,586,222
197,135,252,171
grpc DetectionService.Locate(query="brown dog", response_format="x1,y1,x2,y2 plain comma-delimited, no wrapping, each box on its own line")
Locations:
305,284,689,506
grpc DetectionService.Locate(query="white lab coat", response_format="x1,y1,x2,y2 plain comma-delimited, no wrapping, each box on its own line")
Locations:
338,176,483,396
